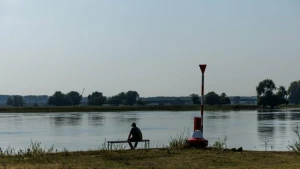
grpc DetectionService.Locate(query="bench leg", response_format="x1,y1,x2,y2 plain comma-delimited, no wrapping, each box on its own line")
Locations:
144,141,149,149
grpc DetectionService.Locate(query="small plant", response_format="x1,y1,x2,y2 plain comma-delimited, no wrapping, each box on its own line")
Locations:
62,148,70,156
264,140,274,151
288,126,300,152
47,145,55,153
264,141,269,151
0,140,56,157
99,139,109,151
113,143,127,151
211,136,228,150
168,129,190,149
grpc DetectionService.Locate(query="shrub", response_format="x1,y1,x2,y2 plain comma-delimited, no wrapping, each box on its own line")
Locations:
287,126,300,152
211,136,228,150
169,129,190,149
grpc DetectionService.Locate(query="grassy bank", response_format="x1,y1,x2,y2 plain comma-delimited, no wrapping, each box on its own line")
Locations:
0,105,259,113
1,148,300,168
279,104,300,109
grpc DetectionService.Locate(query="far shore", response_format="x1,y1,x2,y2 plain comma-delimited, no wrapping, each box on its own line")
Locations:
0,104,298,113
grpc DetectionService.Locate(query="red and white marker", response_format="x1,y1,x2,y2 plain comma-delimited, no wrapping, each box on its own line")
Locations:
199,64,206,133
187,64,208,147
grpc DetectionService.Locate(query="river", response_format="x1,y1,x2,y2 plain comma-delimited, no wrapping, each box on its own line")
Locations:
0,110,299,151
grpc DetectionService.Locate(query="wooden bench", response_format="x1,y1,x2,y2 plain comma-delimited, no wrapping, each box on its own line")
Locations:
107,139,150,150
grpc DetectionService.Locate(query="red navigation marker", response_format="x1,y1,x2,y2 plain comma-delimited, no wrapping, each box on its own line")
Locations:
199,64,207,74
186,64,208,148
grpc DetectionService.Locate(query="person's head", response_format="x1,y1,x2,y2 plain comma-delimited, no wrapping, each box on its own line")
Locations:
131,122,136,127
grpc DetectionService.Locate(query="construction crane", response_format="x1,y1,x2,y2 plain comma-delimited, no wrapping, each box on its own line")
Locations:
81,88,85,96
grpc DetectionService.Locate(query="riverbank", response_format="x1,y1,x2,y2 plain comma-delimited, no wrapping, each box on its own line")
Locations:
0,105,298,113
0,105,259,112
1,148,299,168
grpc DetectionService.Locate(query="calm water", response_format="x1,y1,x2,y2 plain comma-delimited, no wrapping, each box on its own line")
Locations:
0,110,300,151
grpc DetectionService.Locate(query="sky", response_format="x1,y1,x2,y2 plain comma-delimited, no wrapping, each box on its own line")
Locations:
0,0,299,97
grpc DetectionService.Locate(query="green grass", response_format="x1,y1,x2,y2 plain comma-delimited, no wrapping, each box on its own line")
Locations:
2,130,300,168
0,105,259,113
279,104,300,109
1,148,300,168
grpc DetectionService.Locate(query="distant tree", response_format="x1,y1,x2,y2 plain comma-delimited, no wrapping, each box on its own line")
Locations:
48,91,73,106
261,90,279,108
87,91,106,106
256,79,276,96
6,96,25,107
125,91,139,106
6,96,14,106
107,92,127,106
276,86,288,105
190,94,200,104
256,79,277,108
220,93,231,105
107,96,121,106
106,91,140,106
221,97,231,105
136,99,146,106
118,92,126,101
205,92,221,105
288,81,300,104
66,91,82,106
220,93,226,99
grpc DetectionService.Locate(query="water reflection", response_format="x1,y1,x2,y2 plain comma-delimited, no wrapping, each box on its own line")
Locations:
206,114,229,120
290,113,300,120
288,109,300,112
257,113,275,121
257,125,275,140
257,112,275,141
256,111,290,146
279,125,286,133
257,112,289,121
88,113,105,126
50,113,83,127
275,113,287,121
0,115,23,124
114,113,139,125
257,109,282,113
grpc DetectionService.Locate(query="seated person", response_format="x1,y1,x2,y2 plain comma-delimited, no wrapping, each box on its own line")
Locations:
127,122,143,149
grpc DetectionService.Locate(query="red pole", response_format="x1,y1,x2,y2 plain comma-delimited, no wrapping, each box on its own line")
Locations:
199,64,206,134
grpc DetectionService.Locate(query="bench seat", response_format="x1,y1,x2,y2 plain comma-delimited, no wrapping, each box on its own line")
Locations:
107,139,150,150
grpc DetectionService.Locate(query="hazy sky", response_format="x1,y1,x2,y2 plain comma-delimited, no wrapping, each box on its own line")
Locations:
0,0,299,97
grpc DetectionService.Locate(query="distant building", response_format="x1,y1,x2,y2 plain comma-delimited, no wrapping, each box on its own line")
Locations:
0,95,48,106
80,97,88,105
229,96,257,105
140,97,193,106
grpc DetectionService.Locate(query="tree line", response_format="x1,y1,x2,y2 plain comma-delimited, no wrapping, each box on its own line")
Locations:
5,91,140,107
190,92,231,105
256,79,300,108
47,90,141,106
5,79,300,107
